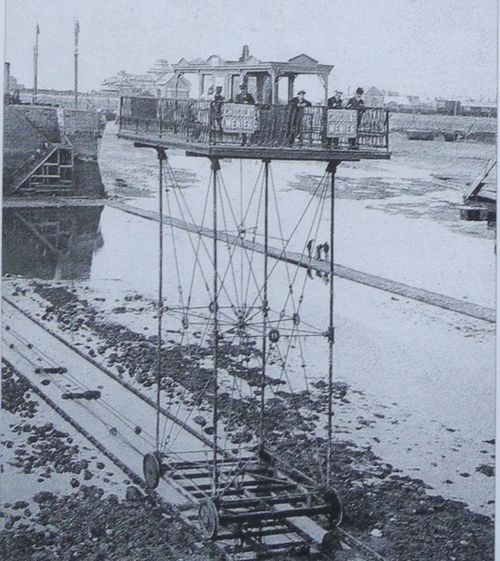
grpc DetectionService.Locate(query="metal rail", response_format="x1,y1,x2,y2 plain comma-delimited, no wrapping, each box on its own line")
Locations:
2,297,391,561
119,96,390,151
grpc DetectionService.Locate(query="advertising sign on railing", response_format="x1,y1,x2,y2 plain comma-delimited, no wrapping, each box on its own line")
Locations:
222,103,259,133
326,109,357,139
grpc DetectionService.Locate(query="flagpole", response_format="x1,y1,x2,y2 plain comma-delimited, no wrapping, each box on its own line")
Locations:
33,23,39,104
74,21,79,109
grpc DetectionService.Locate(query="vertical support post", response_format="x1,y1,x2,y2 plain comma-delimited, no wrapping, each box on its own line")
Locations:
259,159,270,452
74,21,80,109
270,70,277,105
287,75,296,102
325,160,338,486
156,147,167,451
198,72,204,98
211,157,221,495
175,73,181,99
119,96,123,131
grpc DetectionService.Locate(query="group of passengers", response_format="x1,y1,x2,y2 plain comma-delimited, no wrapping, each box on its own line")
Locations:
204,83,366,147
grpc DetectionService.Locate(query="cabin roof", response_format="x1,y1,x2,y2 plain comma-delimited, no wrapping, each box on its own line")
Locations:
173,46,333,76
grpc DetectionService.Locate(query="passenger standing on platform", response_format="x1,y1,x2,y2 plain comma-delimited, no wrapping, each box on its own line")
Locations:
315,243,323,260
327,90,343,147
327,90,343,109
235,83,255,146
210,86,225,143
287,90,312,146
235,83,255,105
346,87,365,148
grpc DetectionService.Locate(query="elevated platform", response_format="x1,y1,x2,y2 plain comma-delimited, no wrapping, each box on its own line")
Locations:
118,131,391,161
118,96,391,162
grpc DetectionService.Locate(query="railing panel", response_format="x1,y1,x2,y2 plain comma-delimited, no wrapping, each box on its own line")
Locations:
119,96,389,151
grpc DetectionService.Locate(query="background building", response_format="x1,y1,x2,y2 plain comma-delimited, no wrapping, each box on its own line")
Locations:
100,60,191,98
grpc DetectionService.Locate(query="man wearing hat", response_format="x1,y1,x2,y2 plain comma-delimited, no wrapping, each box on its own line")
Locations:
210,86,225,144
287,90,312,145
346,87,365,111
234,83,255,146
346,87,366,148
328,90,343,109
235,83,255,105
327,90,343,147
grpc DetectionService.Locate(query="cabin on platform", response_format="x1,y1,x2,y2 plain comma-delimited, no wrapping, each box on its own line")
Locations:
118,46,390,162
172,45,333,105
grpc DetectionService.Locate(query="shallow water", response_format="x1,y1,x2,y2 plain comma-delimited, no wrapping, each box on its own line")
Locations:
2,121,495,515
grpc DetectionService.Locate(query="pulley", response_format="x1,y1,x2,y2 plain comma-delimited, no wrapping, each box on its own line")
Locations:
269,328,280,343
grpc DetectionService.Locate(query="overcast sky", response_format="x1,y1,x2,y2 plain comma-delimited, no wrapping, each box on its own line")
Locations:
4,0,498,99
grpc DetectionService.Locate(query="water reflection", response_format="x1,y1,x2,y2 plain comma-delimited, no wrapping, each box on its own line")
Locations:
3,206,104,280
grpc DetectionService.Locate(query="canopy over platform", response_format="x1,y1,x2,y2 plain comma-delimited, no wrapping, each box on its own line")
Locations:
173,45,333,105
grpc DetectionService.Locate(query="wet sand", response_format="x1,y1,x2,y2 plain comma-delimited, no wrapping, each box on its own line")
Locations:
1,121,495,560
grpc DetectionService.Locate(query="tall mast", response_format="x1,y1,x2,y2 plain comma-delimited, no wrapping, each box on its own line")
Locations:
74,20,79,109
33,23,39,104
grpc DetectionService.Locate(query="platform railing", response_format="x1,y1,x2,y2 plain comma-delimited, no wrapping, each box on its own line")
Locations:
119,96,389,151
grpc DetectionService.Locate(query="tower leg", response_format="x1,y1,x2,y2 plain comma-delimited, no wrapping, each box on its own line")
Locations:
211,157,221,496
325,160,338,486
259,159,270,453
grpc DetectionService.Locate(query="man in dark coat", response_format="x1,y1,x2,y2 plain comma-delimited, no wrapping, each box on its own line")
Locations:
327,90,343,146
327,90,343,109
346,87,365,147
234,84,255,145
210,86,225,143
287,90,312,145
346,87,365,111
235,83,255,104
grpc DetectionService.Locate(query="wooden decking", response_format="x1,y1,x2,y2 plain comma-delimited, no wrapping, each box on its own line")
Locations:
118,131,391,161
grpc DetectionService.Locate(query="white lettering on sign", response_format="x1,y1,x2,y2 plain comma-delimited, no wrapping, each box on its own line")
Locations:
326,109,358,139
222,103,258,133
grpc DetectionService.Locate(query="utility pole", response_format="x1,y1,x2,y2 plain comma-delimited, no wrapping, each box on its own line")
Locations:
74,20,80,108
33,23,39,104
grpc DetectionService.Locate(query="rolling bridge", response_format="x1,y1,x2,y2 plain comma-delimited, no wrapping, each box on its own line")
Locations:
116,47,390,558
